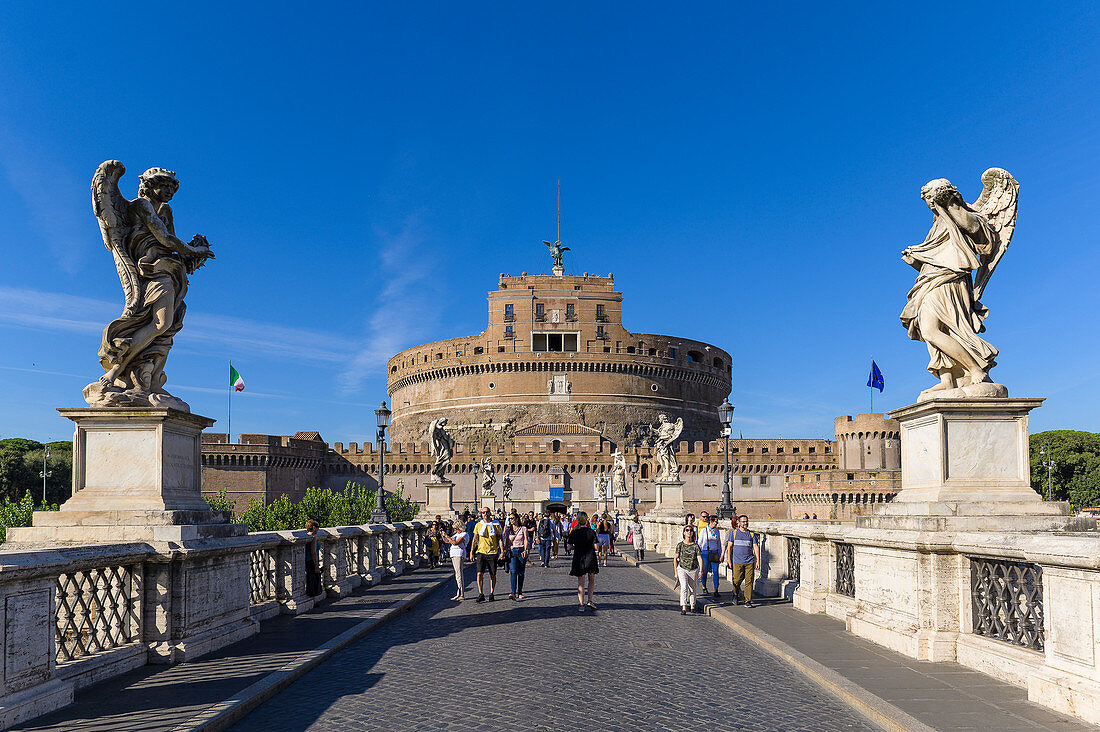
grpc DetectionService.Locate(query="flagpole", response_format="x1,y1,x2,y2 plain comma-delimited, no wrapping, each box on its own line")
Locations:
228,360,232,445
870,356,874,414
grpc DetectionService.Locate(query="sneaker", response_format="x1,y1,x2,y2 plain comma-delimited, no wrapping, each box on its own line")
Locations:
744,601,755,608
713,591,720,599
488,594,495,602
579,605,586,613
586,601,597,610
476,595,485,603
680,608,687,615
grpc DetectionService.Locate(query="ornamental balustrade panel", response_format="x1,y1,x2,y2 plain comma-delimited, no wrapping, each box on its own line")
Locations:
970,558,1044,651
56,563,142,663
786,537,801,583
835,542,855,598
248,548,277,605
344,536,358,576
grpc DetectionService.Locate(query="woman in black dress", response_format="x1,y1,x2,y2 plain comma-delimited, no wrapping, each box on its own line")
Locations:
568,511,599,612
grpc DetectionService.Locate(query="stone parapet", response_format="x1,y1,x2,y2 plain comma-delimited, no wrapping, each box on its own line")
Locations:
747,519,1100,725
0,520,428,728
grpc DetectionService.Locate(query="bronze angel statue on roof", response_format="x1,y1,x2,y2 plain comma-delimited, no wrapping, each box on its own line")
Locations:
542,238,569,269
83,160,215,412
900,168,1018,401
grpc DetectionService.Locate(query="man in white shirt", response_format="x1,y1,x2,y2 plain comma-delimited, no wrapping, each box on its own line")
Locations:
697,514,724,598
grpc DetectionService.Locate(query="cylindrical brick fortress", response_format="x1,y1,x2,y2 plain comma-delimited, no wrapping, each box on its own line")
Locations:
387,273,732,445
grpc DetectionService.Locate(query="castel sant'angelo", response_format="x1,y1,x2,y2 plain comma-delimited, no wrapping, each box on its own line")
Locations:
202,247,901,518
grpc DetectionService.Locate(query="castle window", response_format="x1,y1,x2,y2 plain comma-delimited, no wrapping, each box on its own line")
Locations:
535,303,546,321
504,326,514,340
713,357,724,368
474,347,484,355
777,447,783,454
640,464,649,479
532,332,578,352
741,476,750,486
809,446,816,454
504,303,515,321
552,440,561,453
760,475,769,486
626,346,635,354
390,366,397,373
648,348,657,356
595,303,607,322
566,303,576,321
731,448,739,454
498,346,505,352
596,325,606,339
668,347,677,359
435,353,443,360
762,447,768,454
793,446,800,454
687,350,702,363
847,473,855,481
488,382,495,389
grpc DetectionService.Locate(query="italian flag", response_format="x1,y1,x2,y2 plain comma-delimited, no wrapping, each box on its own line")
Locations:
230,365,245,392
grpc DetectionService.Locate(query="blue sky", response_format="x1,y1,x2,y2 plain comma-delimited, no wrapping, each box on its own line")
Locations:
2,3,1098,444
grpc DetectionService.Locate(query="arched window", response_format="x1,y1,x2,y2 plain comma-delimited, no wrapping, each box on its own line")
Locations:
640,463,649,479
552,440,561,454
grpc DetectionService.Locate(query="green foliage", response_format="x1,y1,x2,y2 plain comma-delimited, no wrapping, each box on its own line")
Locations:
1029,430,1100,508
202,489,236,513
231,481,418,533
0,491,59,544
0,439,72,504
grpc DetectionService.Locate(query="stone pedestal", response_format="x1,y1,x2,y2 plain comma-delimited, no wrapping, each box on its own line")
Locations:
652,481,685,514
425,481,454,515
481,494,496,513
613,492,632,513
8,408,246,544
858,398,1080,531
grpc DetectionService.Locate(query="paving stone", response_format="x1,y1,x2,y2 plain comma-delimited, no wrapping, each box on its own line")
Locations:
230,557,877,732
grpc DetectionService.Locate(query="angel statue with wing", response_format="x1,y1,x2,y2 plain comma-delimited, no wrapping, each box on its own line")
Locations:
900,168,1018,401
542,238,569,269
84,161,215,411
428,418,456,483
650,414,684,482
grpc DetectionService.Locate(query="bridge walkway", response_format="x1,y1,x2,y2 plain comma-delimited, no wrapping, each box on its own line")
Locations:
227,556,878,731
631,553,1090,731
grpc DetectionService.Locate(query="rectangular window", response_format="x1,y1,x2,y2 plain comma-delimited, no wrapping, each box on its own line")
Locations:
741,476,750,487
596,325,606,339
762,447,769,454
532,332,578,352
535,303,545,321
847,473,855,481
760,475,769,486
504,303,515,321
596,303,606,321
504,326,514,339
669,347,677,358
809,447,816,454
566,303,576,320
793,447,800,454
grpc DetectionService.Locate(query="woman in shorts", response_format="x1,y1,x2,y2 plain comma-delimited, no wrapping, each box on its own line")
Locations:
595,513,612,567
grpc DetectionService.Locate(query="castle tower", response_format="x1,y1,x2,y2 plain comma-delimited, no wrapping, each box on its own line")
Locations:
834,413,901,471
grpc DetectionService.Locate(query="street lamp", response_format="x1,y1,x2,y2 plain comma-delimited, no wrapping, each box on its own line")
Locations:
717,398,736,519
371,401,392,523
40,446,52,505
628,461,638,515
1039,441,1056,501
473,461,481,510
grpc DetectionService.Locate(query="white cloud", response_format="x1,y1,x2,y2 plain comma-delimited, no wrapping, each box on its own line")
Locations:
338,215,443,394
0,285,356,365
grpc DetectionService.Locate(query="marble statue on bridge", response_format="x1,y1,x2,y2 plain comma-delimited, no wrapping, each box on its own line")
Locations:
650,414,683,482
84,160,215,412
428,418,455,482
480,456,496,496
900,168,1018,401
611,450,629,496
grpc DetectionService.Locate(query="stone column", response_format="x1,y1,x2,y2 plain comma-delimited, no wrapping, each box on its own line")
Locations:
425,482,454,516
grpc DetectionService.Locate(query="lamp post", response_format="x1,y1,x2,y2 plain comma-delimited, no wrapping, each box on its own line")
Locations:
473,461,481,510
40,446,51,505
717,398,736,519
1039,441,1056,501
371,401,392,523
628,461,638,515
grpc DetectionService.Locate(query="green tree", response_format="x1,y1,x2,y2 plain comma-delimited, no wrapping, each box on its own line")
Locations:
0,439,73,504
1029,430,1100,508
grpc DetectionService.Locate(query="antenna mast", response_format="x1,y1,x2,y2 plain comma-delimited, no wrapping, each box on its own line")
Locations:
556,178,561,245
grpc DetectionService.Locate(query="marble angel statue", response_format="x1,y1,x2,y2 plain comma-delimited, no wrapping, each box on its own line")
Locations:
900,168,1018,400
650,414,684,482
428,418,455,482
480,456,497,496
84,160,215,411
611,450,629,496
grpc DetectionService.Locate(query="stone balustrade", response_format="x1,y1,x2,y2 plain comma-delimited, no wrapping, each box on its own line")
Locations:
745,520,1100,725
0,520,426,729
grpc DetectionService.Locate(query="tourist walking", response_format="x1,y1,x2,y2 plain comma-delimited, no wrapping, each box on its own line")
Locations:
503,514,529,600
674,525,702,615
568,511,599,612
698,515,723,598
537,512,555,567
724,515,761,607
559,514,572,555
523,512,537,565
469,508,504,602
595,513,613,566
630,514,645,560
305,519,323,598
444,520,468,601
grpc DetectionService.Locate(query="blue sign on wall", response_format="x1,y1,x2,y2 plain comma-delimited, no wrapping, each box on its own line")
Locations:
549,487,564,501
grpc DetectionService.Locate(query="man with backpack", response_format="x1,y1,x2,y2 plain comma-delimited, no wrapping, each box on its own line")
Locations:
536,511,556,567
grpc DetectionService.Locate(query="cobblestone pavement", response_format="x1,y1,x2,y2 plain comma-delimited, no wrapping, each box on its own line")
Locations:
230,556,877,732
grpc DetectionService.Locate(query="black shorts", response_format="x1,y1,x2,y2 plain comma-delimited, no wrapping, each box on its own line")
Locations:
475,553,498,575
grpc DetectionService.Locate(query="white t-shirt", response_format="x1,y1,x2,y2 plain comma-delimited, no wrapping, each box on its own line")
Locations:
449,530,467,558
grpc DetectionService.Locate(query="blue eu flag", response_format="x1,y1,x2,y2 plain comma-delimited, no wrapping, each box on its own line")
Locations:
867,359,884,392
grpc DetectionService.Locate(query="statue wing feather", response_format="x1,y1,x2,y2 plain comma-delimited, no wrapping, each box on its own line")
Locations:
971,167,1019,300
671,417,684,442
92,160,142,315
